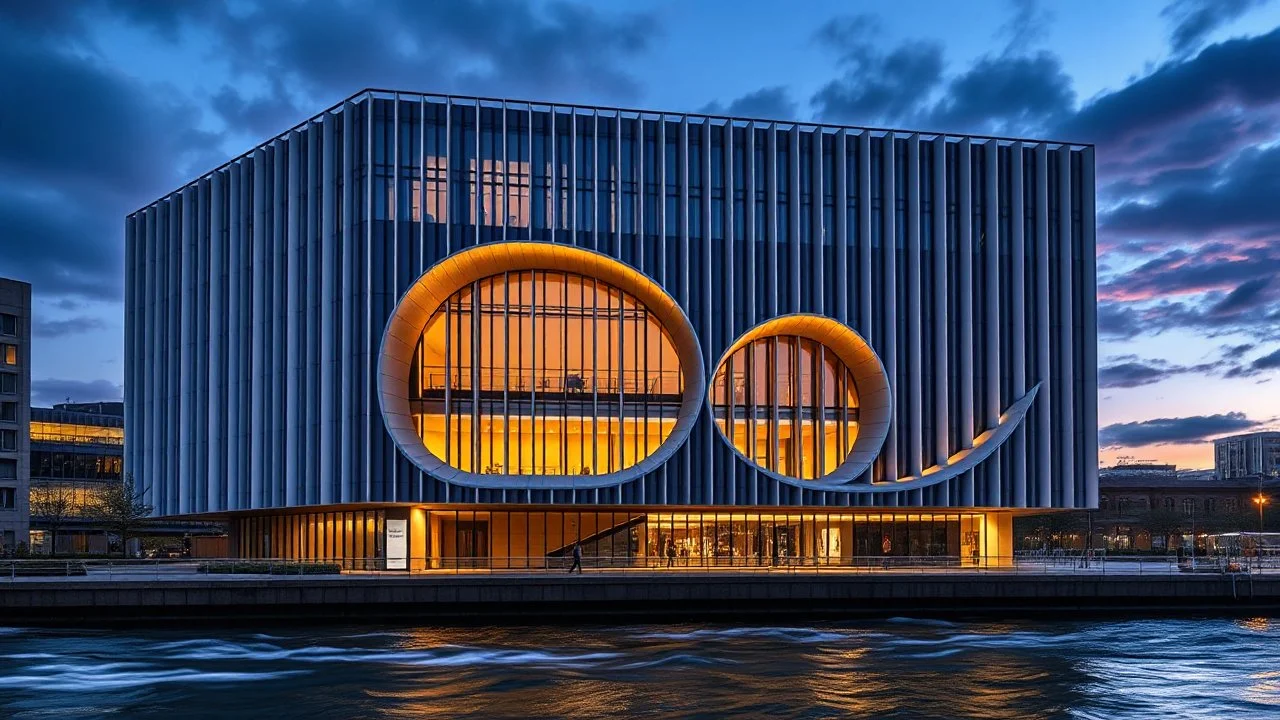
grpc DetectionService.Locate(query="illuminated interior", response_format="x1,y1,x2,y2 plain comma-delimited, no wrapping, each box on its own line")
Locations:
29,421,125,445
409,270,684,476
712,336,860,480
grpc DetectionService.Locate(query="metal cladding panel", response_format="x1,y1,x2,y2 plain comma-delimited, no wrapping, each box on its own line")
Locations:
124,91,1098,514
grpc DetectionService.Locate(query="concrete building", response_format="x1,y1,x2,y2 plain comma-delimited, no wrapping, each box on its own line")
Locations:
0,277,31,553
125,90,1099,568
1214,431,1280,481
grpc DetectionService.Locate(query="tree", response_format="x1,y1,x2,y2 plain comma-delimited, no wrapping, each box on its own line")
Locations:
28,482,82,557
1138,509,1185,551
89,473,154,557
1015,511,1090,550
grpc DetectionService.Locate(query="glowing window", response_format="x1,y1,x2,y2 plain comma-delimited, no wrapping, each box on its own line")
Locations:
712,336,860,480
409,271,684,477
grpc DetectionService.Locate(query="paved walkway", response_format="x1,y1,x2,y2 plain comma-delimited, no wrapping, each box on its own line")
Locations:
2,559,1272,583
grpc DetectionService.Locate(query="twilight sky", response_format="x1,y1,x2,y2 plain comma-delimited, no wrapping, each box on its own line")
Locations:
1,0,1278,470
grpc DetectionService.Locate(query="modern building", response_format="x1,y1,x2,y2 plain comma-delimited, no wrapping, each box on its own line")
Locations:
125,90,1099,568
27,402,125,554
0,277,32,554
1214,431,1280,482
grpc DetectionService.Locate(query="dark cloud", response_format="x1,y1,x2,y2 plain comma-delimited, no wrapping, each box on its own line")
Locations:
1098,359,1211,389
209,78,305,141
32,316,109,339
1255,348,1280,370
924,52,1074,135
1061,26,1280,179
0,190,121,300
1098,240,1280,302
1099,412,1263,448
1098,361,1173,389
1096,234,1280,341
1211,277,1274,315
1097,301,1143,340
998,0,1053,55
30,378,122,407
811,15,945,125
701,86,797,120
0,0,659,303
0,25,213,195
201,0,659,135
812,12,1072,137
1162,0,1272,56
0,8,220,302
1097,354,1250,388
1103,145,1280,238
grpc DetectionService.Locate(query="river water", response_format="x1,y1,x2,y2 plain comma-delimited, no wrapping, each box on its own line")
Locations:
1,618,1277,718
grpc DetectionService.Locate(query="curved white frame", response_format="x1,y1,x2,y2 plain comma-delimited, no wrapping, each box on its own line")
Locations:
378,242,705,490
778,384,1041,493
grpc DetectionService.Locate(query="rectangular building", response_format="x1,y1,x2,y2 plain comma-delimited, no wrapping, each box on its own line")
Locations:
0,277,31,554
1215,431,1280,481
28,402,125,554
125,90,1099,568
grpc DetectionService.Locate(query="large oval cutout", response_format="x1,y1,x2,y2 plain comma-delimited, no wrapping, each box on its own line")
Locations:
379,243,704,489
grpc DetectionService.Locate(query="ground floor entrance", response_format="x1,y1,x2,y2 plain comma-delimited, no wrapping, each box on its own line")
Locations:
228,506,1015,570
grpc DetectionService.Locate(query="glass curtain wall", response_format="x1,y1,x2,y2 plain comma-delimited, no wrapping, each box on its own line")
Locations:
429,510,981,569
711,337,860,479
410,271,684,476
235,510,387,570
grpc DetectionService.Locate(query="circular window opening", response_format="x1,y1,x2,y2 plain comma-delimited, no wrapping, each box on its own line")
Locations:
709,315,892,484
410,270,686,477
712,335,861,480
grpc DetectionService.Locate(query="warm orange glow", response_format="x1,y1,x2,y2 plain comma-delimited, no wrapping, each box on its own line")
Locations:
711,335,860,479
1255,495,1269,506
410,270,683,476
29,421,124,445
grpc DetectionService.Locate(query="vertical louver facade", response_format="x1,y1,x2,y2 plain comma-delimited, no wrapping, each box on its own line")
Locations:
125,89,1098,518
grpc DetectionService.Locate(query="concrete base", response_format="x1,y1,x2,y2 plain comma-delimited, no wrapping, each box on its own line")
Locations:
2,572,1278,625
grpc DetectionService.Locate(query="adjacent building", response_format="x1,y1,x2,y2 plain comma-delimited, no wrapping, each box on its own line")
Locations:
0,277,31,553
125,90,1099,568
1215,431,1280,482
1095,462,1279,551
27,402,125,554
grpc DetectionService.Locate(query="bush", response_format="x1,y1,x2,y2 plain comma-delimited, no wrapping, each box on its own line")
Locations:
197,561,342,576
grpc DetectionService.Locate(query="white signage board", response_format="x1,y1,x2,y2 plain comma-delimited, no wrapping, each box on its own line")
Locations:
386,518,408,570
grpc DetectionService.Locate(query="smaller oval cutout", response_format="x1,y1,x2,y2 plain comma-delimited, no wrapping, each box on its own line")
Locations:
710,315,892,483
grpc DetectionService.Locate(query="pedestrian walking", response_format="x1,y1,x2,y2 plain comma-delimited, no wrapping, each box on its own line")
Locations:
666,540,677,568
568,541,583,574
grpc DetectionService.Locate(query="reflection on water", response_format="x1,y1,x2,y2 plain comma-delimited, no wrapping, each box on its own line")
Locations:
1,618,1278,718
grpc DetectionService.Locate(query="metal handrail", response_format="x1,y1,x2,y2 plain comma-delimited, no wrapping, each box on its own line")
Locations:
1,554,1272,581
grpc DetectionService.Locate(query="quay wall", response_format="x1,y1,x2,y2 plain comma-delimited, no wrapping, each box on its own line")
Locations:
2,573,1276,625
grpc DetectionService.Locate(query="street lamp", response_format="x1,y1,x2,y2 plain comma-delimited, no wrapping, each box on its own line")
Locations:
1255,494,1269,534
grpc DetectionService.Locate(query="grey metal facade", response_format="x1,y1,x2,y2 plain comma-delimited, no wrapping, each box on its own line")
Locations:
124,89,1099,516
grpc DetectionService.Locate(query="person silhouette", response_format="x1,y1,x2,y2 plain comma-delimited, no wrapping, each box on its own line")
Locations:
568,541,583,574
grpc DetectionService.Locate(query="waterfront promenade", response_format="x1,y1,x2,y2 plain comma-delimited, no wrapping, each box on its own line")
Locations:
2,559,1277,625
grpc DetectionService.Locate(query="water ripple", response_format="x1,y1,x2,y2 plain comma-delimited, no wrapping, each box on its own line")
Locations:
1,619,1276,718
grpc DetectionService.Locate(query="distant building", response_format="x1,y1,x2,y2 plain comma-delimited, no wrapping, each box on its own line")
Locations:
27,403,125,554
1095,462,1278,551
1214,431,1280,481
0,277,31,553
